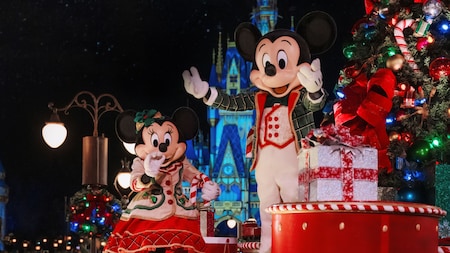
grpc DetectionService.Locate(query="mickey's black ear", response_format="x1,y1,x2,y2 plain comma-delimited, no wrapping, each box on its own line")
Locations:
296,11,337,55
234,22,262,62
115,110,137,143
171,107,199,142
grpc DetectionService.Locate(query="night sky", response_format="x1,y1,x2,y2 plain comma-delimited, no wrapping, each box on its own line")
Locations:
0,0,364,240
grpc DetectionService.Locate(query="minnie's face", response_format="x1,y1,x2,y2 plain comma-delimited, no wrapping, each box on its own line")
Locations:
249,36,302,98
135,121,186,167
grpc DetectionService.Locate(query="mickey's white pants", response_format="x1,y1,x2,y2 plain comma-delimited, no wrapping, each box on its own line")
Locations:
255,142,299,253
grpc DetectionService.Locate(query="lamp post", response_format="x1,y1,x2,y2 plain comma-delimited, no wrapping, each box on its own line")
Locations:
42,91,125,253
42,91,124,186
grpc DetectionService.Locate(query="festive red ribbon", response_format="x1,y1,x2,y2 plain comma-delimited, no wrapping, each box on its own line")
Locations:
303,124,365,149
301,151,311,200
364,0,375,14
298,166,378,183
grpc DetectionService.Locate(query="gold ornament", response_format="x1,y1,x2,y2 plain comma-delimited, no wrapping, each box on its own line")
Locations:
386,54,405,71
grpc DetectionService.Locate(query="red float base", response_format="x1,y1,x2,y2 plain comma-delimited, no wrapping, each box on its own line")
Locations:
204,237,237,253
267,201,446,253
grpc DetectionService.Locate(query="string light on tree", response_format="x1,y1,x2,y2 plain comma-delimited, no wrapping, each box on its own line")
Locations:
68,186,122,239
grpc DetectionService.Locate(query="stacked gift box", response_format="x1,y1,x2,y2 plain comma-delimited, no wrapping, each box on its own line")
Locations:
298,125,378,202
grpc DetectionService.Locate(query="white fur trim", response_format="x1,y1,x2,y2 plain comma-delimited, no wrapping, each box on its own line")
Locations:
204,87,218,106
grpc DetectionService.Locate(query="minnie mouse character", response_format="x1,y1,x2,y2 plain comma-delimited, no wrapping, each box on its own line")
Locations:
182,11,336,253
104,107,220,253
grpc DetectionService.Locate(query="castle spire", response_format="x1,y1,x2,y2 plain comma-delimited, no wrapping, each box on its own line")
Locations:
215,32,223,81
251,0,278,35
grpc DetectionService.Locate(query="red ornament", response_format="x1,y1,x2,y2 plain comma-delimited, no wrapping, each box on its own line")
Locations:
343,63,362,78
416,37,429,51
429,57,450,80
401,132,414,146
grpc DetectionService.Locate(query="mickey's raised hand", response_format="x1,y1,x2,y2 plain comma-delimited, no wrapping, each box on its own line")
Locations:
297,58,323,93
182,66,210,99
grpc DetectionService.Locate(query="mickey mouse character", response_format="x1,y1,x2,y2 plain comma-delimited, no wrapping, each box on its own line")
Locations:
104,107,220,253
182,11,336,253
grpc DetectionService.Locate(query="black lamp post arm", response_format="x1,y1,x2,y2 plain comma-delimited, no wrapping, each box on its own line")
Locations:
48,91,124,137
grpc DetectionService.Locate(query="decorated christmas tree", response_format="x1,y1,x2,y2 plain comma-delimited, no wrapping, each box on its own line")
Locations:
327,0,450,201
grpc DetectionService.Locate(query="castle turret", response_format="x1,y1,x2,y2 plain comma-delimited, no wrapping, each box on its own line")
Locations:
251,0,278,35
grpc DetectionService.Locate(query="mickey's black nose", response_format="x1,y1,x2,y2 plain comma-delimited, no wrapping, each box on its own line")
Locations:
265,62,276,76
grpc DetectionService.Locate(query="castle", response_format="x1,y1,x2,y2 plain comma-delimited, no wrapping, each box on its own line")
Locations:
186,0,280,237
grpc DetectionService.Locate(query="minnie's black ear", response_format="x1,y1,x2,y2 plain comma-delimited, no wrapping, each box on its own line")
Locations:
171,107,199,142
296,11,337,55
235,22,262,62
115,110,137,143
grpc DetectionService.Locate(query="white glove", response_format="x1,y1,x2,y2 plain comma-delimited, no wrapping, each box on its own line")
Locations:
201,181,221,201
182,66,210,98
297,58,323,93
143,152,165,177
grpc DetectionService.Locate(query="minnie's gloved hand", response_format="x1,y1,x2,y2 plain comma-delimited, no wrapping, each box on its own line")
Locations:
201,181,221,201
297,58,323,93
182,66,210,99
143,152,165,177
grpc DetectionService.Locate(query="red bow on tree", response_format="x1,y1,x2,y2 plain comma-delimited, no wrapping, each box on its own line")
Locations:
333,68,396,173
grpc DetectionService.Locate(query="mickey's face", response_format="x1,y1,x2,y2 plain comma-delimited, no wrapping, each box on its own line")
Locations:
250,35,302,98
135,121,186,167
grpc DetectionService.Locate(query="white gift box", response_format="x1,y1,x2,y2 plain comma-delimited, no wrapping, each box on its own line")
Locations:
298,145,378,201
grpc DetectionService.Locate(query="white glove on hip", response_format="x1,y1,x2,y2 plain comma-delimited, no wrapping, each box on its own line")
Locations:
297,58,323,93
143,152,165,177
182,66,210,98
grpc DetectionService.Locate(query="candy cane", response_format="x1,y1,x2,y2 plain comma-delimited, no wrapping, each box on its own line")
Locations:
190,173,211,205
238,242,260,250
394,19,420,72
